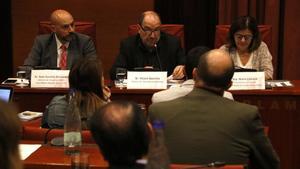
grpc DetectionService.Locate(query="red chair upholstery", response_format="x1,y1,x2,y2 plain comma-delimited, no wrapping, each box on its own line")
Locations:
21,118,95,143
22,126,95,144
128,24,185,48
264,126,269,136
214,25,272,49
38,21,97,44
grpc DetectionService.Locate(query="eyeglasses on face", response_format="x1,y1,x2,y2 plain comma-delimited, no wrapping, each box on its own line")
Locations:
140,25,161,35
234,34,253,41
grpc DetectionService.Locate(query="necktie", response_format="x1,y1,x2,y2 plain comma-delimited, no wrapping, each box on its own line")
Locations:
59,45,67,69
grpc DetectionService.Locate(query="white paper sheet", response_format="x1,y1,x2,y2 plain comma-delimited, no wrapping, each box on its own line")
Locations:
19,144,41,160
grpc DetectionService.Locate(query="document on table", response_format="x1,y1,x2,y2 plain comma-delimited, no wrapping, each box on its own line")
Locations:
19,144,41,160
265,80,293,88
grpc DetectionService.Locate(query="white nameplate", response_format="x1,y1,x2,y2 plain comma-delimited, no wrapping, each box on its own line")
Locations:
229,72,265,90
127,71,167,89
31,70,69,88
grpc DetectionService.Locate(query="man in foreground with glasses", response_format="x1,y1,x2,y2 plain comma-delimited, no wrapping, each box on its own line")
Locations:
110,11,185,80
24,9,96,70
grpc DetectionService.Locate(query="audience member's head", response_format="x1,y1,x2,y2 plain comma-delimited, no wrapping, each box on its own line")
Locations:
0,101,22,169
69,57,104,99
69,57,107,129
50,9,75,43
194,49,234,90
138,11,162,48
90,101,150,167
227,16,261,52
186,46,210,79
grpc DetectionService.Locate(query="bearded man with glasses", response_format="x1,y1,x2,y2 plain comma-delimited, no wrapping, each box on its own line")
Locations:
110,11,185,80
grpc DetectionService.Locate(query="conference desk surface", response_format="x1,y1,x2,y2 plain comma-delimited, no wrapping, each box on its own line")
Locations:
23,144,108,169
23,143,244,169
5,80,300,112
3,80,300,169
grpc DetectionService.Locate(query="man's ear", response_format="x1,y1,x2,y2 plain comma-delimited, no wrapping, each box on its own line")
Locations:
192,68,198,81
137,24,143,35
225,80,232,90
147,122,154,140
50,24,56,32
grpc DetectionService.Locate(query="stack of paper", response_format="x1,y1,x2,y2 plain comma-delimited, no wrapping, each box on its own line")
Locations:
18,111,43,121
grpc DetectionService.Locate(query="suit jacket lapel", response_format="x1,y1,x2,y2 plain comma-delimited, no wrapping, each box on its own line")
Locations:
67,37,80,69
48,34,58,68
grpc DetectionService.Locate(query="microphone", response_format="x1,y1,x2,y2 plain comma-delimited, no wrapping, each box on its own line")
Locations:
154,44,162,71
206,161,226,167
183,161,226,169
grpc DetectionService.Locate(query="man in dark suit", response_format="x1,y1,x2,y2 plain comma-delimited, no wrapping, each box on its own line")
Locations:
90,101,151,169
149,49,280,169
23,9,96,69
110,11,185,80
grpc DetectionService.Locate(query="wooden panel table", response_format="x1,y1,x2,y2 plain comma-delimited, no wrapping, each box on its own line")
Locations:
23,144,108,169
23,144,244,169
230,81,300,169
4,80,300,169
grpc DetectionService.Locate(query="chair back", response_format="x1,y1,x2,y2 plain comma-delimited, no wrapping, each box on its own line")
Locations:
214,25,272,50
128,24,185,48
38,21,97,44
21,118,95,143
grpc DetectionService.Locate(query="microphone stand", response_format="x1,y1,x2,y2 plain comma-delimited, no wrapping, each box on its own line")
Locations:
154,44,162,71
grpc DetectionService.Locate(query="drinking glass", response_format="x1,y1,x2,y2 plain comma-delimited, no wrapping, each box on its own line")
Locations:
71,152,90,169
115,68,127,88
16,71,28,87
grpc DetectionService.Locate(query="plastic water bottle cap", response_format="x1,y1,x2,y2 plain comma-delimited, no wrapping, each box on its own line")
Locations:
152,120,165,129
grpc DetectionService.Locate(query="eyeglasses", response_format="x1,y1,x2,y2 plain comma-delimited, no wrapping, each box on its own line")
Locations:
140,25,161,35
234,34,253,41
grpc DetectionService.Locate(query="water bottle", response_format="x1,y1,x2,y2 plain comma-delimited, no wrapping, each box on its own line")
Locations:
64,89,82,155
146,120,170,169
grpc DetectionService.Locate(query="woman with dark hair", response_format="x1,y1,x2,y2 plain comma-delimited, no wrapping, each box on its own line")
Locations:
0,101,22,169
42,57,110,129
220,16,273,80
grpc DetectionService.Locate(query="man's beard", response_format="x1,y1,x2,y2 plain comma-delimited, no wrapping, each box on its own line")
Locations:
61,32,75,43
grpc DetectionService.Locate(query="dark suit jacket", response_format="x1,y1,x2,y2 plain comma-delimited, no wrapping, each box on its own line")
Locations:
24,32,96,69
149,88,280,169
110,32,185,80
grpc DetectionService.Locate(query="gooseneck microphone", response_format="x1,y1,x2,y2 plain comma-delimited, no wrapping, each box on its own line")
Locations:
183,161,226,169
154,44,162,71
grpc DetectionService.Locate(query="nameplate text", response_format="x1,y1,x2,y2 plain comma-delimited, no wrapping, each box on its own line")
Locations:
229,72,265,90
31,70,69,88
127,71,167,89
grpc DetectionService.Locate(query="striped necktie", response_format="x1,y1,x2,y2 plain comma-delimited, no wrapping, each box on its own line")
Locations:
59,44,67,69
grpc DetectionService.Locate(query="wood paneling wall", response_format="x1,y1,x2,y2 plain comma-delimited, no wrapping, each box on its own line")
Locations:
283,0,300,79
11,0,153,78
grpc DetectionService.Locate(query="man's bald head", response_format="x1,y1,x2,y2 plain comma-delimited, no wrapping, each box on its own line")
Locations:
138,11,161,48
50,9,75,43
50,9,73,25
139,11,161,26
196,49,234,89
90,101,150,166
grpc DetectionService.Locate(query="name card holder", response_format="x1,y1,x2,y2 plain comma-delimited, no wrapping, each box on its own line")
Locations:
31,70,69,88
127,71,167,89
229,72,265,90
